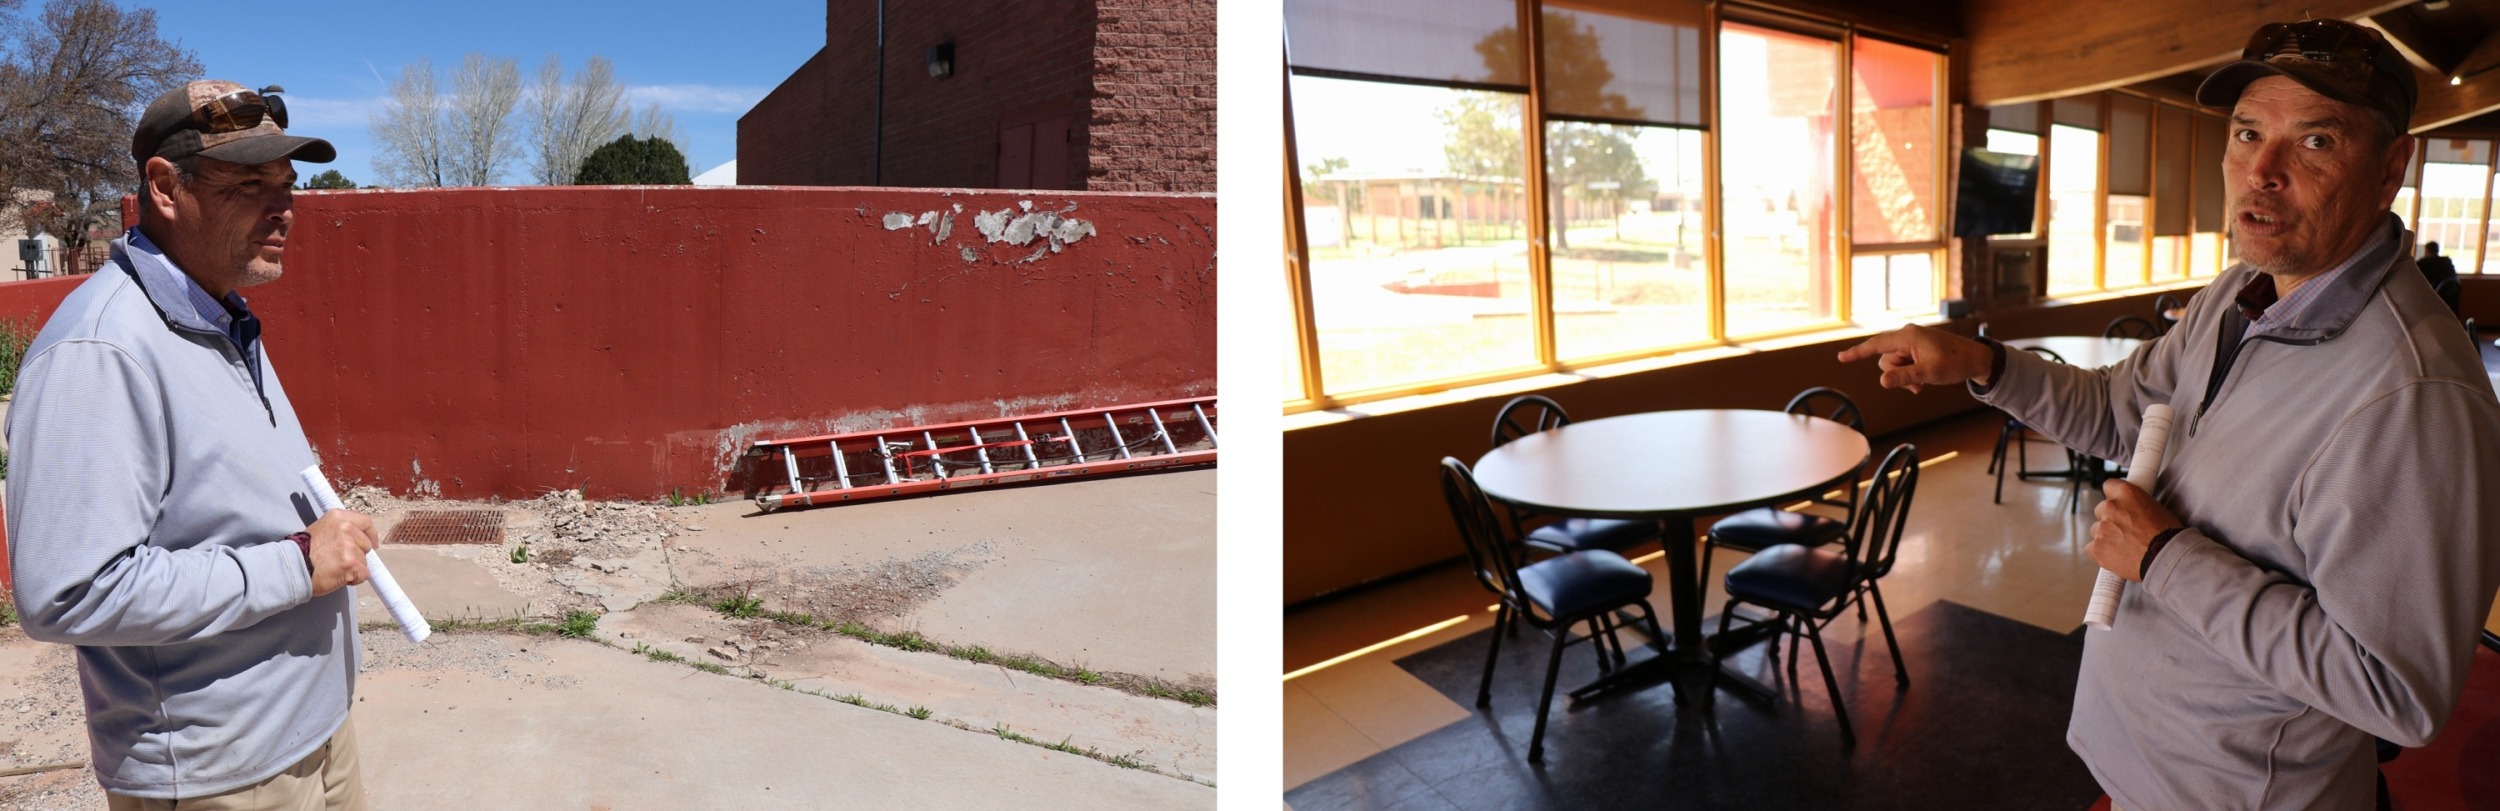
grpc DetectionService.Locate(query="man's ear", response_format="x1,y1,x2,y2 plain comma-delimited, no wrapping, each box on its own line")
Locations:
2382,133,2417,204
141,157,181,223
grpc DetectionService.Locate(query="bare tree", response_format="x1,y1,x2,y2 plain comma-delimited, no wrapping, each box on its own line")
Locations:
0,0,199,269
445,53,521,186
524,55,629,185
631,102,679,151
370,58,446,187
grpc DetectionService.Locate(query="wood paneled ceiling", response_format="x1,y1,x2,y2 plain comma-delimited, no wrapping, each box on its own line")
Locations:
1965,0,2500,133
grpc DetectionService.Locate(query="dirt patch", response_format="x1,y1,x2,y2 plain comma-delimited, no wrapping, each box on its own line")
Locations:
358,626,578,690
694,544,995,629
0,627,98,811
346,487,693,618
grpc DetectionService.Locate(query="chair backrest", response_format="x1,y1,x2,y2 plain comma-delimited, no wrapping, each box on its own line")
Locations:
2436,277,2464,318
2152,293,2182,316
1491,394,1571,448
1784,387,1865,433
1439,457,1527,605
1786,387,1866,513
2022,346,2065,364
2104,316,2161,340
1844,443,1922,581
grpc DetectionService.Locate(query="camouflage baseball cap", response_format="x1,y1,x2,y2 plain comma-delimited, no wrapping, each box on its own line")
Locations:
130,79,335,168
2195,19,2417,133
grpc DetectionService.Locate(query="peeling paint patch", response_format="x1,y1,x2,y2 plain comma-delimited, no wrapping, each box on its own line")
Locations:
934,211,953,245
1050,219,1094,248
959,245,978,264
881,212,915,230
970,203,1097,261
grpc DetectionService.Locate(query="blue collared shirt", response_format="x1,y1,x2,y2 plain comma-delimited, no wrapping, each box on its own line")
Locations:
126,229,264,395
2239,219,2394,338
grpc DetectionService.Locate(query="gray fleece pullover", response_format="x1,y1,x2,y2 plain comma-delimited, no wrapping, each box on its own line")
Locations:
5,233,354,799
1978,216,2500,809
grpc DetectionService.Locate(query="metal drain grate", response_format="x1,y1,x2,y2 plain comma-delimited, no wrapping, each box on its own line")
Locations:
386,510,505,546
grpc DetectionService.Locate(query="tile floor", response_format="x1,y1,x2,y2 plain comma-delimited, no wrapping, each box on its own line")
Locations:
1283,406,2500,809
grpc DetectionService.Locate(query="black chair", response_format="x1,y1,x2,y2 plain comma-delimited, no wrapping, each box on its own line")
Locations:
1714,443,1921,747
1989,346,2088,510
1491,395,1662,557
2436,277,2463,317
1441,457,1670,762
1702,387,1864,585
2152,293,2184,333
2104,315,2161,341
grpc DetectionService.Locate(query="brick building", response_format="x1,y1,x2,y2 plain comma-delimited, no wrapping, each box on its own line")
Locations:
739,0,1213,192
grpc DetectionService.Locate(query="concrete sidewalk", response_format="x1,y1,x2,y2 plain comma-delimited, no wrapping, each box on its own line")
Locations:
0,468,1217,808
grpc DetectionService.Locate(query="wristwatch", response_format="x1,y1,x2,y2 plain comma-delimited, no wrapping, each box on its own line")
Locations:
288,531,312,563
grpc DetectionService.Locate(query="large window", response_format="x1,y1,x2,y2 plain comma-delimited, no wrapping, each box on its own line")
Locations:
1284,1,1945,408
1719,22,1839,337
1291,78,1538,395
2045,123,2102,296
1544,4,1711,360
2418,139,2488,272
1848,36,1945,325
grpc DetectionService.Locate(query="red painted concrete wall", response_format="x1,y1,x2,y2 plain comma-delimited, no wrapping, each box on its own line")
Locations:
0,186,1215,503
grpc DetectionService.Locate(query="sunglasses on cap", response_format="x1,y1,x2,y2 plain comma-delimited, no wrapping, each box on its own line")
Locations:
2243,20,2382,72
187,87,289,135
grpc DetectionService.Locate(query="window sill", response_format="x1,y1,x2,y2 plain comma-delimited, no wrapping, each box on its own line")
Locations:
1284,314,1950,431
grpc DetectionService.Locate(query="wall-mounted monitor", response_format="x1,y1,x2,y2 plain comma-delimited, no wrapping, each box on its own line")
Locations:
1954,148,2040,238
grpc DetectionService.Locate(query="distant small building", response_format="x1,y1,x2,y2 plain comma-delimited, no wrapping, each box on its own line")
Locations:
739,0,1213,192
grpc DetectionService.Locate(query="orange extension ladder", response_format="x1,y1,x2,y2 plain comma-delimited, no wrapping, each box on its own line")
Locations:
747,396,1218,511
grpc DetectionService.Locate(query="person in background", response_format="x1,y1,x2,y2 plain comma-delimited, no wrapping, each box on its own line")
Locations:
2420,241,2460,313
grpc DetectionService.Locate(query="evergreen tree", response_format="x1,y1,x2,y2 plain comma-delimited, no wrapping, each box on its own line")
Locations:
570,134,691,185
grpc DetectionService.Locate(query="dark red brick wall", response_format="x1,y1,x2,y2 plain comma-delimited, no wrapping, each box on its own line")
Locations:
741,1,1097,189
738,47,868,186
739,0,1216,193
1088,0,1215,192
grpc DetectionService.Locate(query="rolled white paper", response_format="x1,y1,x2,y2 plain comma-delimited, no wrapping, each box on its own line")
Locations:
300,466,431,644
2085,404,2173,631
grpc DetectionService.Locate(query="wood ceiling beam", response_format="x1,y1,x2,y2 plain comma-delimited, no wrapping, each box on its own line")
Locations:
2411,32,2500,131
1964,0,2412,106
2360,12,2454,75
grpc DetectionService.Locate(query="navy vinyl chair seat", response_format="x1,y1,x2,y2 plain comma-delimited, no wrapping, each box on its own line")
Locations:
1722,544,1855,614
1441,456,1671,763
1715,443,1922,748
1525,517,1658,555
1707,508,1846,551
1703,387,1865,583
1517,550,1654,620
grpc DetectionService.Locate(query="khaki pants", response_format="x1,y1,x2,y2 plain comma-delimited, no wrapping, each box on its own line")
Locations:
107,715,366,811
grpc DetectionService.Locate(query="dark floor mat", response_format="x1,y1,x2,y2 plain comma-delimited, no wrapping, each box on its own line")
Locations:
1287,600,2105,810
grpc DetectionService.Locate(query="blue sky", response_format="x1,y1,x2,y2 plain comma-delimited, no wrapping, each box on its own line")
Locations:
141,0,830,185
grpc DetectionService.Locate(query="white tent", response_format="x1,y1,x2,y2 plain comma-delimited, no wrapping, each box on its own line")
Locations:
693,160,737,187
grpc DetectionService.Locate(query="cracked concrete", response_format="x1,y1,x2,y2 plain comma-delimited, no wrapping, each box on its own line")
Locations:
0,469,1216,808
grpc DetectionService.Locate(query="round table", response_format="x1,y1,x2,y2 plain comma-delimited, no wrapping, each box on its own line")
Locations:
2004,335,2144,368
1473,410,1870,700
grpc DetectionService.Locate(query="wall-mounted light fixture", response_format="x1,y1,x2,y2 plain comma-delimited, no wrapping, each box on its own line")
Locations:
927,43,955,79
2453,61,2500,86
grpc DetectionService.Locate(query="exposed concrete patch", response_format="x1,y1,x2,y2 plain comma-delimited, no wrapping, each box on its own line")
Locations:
881,211,916,230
